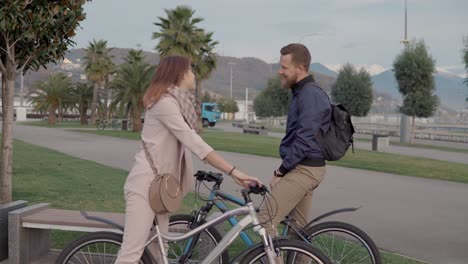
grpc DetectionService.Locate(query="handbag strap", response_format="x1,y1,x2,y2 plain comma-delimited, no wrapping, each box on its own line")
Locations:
141,140,184,189
142,140,160,176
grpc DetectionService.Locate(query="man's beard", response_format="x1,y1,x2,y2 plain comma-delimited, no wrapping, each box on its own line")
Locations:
280,75,297,89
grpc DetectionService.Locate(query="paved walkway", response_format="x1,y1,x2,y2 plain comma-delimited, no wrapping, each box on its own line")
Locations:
10,123,468,264
218,123,468,164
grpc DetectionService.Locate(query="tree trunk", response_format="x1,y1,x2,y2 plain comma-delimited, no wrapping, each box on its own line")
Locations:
132,104,143,132
410,115,416,143
80,104,88,125
107,81,113,119
195,80,203,131
103,78,109,121
58,105,63,122
48,106,56,125
1,73,16,203
89,82,99,125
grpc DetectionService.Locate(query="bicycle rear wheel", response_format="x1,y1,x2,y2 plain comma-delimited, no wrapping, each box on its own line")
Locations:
56,231,152,264
303,221,381,264
111,120,119,130
240,239,331,264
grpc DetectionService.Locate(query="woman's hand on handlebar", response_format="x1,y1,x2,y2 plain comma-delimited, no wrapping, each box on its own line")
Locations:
231,169,262,188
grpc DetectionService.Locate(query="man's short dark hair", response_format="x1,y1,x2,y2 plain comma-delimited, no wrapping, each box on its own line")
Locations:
280,43,311,70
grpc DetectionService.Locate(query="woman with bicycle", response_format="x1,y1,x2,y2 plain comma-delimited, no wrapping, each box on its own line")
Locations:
115,55,261,263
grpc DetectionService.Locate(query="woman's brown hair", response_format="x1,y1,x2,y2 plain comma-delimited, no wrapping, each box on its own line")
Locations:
143,55,191,109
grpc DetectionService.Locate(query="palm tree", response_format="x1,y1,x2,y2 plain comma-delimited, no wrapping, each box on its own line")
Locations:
153,6,204,58
83,39,114,124
124,49,145,64
71,82,93,125
110,55,155,132
28,73,73,125
153,6,218,116
192,32,218,115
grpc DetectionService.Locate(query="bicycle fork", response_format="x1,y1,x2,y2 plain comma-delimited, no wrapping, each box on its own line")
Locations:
250,204,277,264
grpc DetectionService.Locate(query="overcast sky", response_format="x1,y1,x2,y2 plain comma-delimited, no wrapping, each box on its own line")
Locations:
73,0,468,75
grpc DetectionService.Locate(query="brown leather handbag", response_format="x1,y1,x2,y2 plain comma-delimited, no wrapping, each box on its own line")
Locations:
142,141,183,214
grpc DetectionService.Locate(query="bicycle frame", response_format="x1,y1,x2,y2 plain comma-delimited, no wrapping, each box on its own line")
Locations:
194,181,359,250
209,189,254,239
203,183,286,247
146,201,276,264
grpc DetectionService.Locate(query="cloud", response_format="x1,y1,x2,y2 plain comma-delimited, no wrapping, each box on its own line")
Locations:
342,42,358,49
324,64,342,72
332,0,386,9
324,63,387,75
270,20,336,39
360,64,387,75
437,65,467,78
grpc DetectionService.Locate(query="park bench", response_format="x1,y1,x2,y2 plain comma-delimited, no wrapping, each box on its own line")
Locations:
242,125,268,136
372,134,389,151
8,202,124,264
232,121,245,128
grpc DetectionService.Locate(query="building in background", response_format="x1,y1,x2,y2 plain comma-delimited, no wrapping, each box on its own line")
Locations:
234,100,256,122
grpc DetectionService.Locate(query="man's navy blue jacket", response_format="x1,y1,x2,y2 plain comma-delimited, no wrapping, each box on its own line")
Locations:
278,75,331,175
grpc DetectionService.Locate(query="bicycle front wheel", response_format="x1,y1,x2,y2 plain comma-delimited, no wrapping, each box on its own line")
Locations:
56,231,152,264
240,239,331,264
96,120,106,130
304,221,381,264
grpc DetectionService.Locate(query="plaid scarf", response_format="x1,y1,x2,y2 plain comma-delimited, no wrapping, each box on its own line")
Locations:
167,87,198,133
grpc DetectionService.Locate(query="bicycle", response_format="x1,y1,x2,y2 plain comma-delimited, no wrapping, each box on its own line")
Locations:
96,118,119,131
56,181,331,264
173,171,381,264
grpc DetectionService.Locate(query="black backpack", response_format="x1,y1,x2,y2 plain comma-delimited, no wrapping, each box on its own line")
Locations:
316,104,355,161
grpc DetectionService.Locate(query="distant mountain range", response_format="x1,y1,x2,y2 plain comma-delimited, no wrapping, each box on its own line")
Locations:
12,47,467,110
310,63,467,110
14,48,336,100
370,70,467,110
310,63,338,77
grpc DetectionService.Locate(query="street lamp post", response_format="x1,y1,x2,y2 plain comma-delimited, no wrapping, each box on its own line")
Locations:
20,73,24,107
228,62,235,98
400,0,411,143
245,87,249,122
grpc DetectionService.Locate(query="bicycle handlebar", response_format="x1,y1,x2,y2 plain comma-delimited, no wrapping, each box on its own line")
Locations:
194,170,269,204
194,170,223,185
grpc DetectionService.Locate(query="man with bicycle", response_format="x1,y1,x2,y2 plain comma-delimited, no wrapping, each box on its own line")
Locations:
258,43,331,237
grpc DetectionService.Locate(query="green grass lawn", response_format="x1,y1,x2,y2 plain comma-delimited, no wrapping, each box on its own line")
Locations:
76,129,468,184
19,120,95,129
355,137,468,154
266,126,286,133
11,138,200,250
9,139,423,263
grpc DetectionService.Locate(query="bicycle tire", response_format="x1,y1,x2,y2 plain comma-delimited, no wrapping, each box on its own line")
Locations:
169,214,229,263
55,231,152,264
239,239,331,264
96,120,106,130
303,221,382,264
112,120,118,131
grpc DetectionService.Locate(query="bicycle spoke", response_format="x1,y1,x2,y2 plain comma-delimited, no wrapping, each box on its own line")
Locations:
101,242,105,264
337,244,362,264
338,235,349,262
313,235,332,258
71,254,86,264
78,249,91,264
312,230,373,264
87,245,94,264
